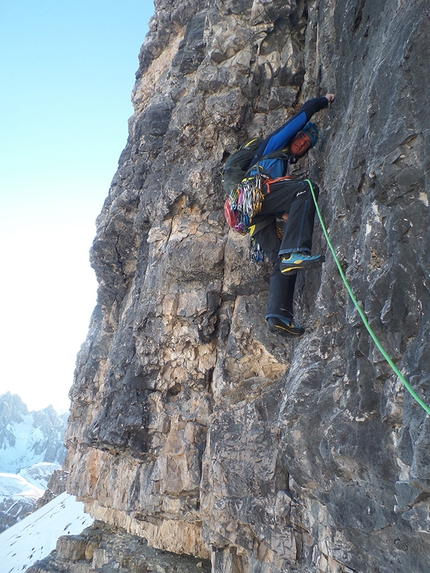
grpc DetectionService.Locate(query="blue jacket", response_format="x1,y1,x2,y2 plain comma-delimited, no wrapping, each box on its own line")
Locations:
249,97,329,178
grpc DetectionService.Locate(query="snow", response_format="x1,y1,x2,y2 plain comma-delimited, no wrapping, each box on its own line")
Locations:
19,462,60,491
0,491,93,572
0,413,49,473
0,473,43,501
0,394,67,477
0,462,61,507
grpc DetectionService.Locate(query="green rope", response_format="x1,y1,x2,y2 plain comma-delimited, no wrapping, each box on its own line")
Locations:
305,180,430,416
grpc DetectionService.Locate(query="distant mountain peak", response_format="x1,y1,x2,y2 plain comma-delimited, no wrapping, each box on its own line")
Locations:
0,393,67,474
0,394,68,533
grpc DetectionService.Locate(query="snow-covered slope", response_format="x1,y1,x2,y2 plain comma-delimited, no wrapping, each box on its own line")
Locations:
18,462,60,491
0,491,93,572
0,462,59,497
0,472,43,500
0,462,61,532
0,393,68,531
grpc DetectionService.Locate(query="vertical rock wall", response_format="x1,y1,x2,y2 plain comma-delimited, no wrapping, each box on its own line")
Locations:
65,0,430,571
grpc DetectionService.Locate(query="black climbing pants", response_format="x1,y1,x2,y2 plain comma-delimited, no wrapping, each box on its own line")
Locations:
255,179,319,255
251,179,319,321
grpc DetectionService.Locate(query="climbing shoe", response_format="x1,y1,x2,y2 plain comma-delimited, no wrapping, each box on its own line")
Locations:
280,252,325,274
267,317,305,337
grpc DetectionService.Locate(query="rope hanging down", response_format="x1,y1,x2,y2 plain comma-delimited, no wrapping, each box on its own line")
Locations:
306,179,430,416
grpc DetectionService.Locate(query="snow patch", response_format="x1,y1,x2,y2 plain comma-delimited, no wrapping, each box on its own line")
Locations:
0,491,93,572
0,463,60,502
0,473,43,501
19,462,61,491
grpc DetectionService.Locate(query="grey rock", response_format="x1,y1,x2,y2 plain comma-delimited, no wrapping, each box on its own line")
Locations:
60,0,430,572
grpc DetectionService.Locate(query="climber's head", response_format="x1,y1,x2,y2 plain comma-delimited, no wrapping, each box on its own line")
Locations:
290,122,319,158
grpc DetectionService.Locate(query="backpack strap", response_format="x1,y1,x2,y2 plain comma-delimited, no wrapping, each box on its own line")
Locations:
261,147,291,160
245,147,291,179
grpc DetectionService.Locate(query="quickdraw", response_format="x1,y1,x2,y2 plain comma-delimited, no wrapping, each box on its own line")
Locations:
251,238,264,262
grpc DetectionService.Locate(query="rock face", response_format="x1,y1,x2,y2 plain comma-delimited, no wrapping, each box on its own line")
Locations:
27,521,211,573
64,1,430,572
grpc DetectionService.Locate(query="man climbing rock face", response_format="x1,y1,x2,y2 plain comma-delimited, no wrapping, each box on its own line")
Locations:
224,94,335,338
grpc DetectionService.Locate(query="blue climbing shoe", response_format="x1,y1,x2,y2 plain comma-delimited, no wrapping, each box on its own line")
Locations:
267,317,305,337
280,252,325,274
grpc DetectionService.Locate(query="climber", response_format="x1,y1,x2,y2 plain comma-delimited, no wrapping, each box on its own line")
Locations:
234,94,335,338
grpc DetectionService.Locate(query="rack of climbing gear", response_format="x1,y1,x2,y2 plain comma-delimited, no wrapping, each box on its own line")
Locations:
225,174,266,234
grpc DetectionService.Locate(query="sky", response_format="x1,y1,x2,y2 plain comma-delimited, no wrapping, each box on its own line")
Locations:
0,1,155,412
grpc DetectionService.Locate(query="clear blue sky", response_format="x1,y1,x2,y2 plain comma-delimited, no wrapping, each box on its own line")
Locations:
0,0,155,411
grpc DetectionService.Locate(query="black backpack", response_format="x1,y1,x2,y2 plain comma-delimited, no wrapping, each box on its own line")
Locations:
222,138,291,194
221,139,263,194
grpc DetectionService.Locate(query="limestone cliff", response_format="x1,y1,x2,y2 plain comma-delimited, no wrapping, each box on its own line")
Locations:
63,1,430,572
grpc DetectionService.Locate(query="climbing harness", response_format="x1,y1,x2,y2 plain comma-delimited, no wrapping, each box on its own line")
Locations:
264,174,292,195
306,179,430,416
